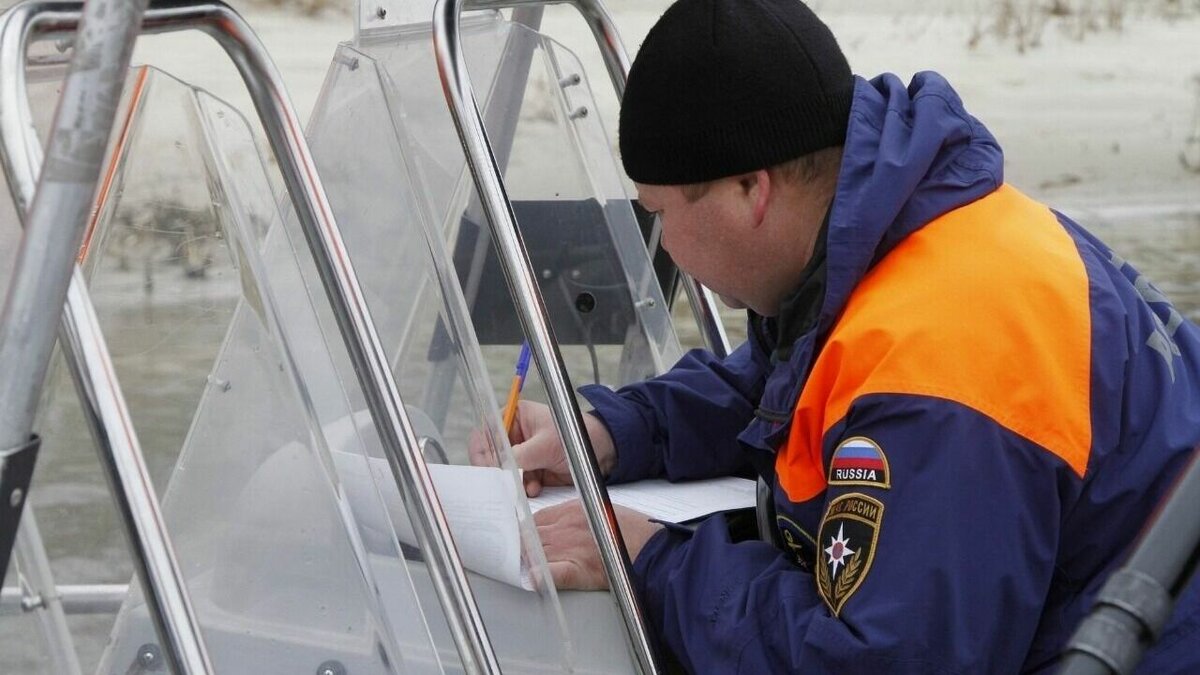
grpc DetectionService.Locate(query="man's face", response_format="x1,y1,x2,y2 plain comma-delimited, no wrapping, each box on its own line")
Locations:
636,180,754,312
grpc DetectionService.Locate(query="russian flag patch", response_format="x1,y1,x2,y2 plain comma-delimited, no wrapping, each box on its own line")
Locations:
828,437,891,489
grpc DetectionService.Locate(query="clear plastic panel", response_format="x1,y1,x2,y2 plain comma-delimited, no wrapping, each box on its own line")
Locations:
536,35,682,383
18,66,445,674
7,11,674,673
355,0,437,42
349,12,681,406
304,40,596,673
304,12,677,674
9,65,238,673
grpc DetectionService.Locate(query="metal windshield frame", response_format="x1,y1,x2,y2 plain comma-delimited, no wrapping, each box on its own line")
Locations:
431,0,734,671
0,2,501,673
0,0,210,672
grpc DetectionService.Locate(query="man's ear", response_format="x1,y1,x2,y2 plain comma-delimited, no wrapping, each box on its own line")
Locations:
738,169,771,226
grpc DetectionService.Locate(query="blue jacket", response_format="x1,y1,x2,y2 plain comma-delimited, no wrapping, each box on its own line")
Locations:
582,72,1200,673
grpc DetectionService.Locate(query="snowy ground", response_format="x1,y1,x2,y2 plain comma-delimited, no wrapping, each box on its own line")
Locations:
2,0,1194,221
87,0,1200,214
195,0,1200,340
96,1,1200,323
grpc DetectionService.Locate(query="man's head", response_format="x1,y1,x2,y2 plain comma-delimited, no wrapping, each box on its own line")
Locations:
619,0,853,316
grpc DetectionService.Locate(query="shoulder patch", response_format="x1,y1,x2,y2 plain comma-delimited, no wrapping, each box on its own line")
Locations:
816,493,884,616
828,437,891,489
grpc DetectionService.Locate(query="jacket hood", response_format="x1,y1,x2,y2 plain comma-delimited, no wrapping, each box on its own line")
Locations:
821,71,1004,336
743,71,1005,449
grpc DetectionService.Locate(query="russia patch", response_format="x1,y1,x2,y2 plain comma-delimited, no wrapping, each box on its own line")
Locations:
816,493,884,616
828,436,891,489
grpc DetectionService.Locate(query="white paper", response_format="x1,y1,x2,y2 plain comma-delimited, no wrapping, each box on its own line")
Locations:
527,477,757,524
324,405,756,591
332,452,533,590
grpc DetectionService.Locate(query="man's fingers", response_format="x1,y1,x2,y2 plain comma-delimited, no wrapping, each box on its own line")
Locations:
539,534,566,559
546,559,603,590
546,560,574,588
535,501,607,590
534,499,577,523
467,428,497,467
523,471,543,497
511,436,549,470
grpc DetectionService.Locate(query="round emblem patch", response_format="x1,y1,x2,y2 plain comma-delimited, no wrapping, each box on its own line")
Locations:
815,493,884,615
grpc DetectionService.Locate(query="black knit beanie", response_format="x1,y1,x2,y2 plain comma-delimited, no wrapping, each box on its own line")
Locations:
619,0,854,186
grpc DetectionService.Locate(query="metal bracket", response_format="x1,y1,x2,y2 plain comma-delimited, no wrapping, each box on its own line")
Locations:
0,434,39,588
124,643,163,674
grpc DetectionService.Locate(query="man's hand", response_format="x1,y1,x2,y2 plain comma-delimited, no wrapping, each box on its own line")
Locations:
535,500,664,590
469,400,617,497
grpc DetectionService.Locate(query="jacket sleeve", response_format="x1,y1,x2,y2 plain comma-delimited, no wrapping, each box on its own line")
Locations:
579,337,770,484
632,393,1074,674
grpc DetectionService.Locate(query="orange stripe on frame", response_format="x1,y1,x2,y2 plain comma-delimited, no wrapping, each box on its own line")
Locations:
79,65,150,264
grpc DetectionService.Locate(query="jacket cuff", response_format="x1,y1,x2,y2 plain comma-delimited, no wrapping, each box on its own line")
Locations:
579,383,659,484
631,523,693,638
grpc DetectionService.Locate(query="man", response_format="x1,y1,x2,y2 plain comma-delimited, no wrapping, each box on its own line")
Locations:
513,0,1200,671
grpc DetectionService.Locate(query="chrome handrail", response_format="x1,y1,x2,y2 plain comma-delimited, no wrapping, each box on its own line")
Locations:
1,583,128,616
434,1,662,672
2,2,500,673
0,0,214,672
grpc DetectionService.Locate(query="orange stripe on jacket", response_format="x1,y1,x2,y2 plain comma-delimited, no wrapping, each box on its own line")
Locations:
777,184,1093,503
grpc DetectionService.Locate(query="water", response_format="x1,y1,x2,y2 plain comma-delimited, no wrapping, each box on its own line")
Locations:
1085,209,1200,322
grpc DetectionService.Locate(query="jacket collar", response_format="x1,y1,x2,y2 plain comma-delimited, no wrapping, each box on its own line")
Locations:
743,72,1005,446
756,209,830,364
